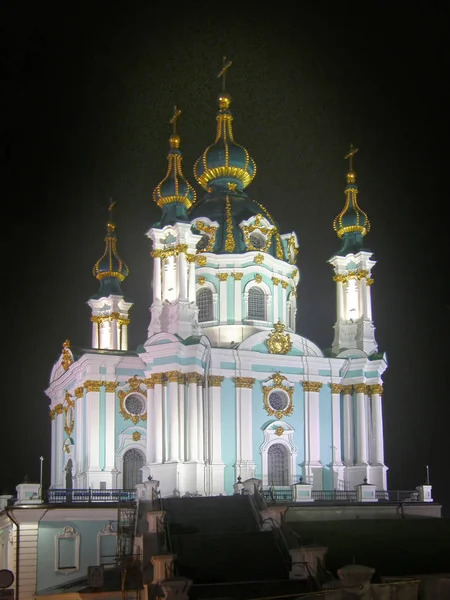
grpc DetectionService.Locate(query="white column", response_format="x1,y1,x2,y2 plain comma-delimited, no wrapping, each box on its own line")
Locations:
330,384,343,463
153,375,164,463
187,374,198,462
197,377,204,461
146,382,155,463
272,278,279,323
303,382,321,463
111,319,118,350
366,280,373,320
370,385,385,465
167,372,180,461
165,255,176,302
218,274,228,323
188,257,196,303
178,375,186,462
235,378,255,463
281,281,288,323
51,418,56,486
354,384,368,465
86,383,101,471
121,323,128,350
92,319,99,348
342,385,354,465
56,412,64,485
153,256,162,304
104,383,117,469
232,273,243,323
75,391,84,479
178,251,187,300
209,376,224,462
336,279,344,321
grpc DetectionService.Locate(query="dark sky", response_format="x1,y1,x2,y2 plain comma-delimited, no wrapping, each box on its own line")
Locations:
2,4,448,514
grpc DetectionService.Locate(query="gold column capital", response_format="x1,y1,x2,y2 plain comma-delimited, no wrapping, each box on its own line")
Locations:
302,381,323,392
369,383,383,396
231,272,244,280
186,372,200,384
74,386,84,398
354,383,368,394
342,384,354,395
209,375,225,387
152,373,165,385
144,377,155,389
216,273,229,281
234,377,256,389
272,277,280,286
105,381,119,393
330,383,343,394
281,280,289,289
178,374,186,384
84,380,103,392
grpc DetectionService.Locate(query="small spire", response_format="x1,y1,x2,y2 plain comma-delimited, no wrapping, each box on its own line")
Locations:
152,106,196,216
333,145,370,252
92,202,129,291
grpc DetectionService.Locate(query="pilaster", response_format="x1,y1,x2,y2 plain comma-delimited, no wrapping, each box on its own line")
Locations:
342,384,354,467
232,272,243,323
302,381,323,489
354,383,368,465
217,273,228,323
234,377,257,480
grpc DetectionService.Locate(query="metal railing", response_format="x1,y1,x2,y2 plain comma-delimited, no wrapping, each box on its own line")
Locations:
312,490,358,502
375,489,420,502
46,488,136,504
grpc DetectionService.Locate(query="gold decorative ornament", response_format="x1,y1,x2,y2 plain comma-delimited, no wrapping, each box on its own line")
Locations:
333,270,370,285
105,381,119,393
272,277,280,286
178,374,186,384
241,214,274,253
194,221,218,253
234,377,256,389
263,372,294,419
152,373,165,385
196,255,207,267
281,280,288,289
354,383,367,394
117,376,147,424
186,253,196,263
330,383,343,394
198,276,206,285
132,431,141,442
290,290,297,298
186,372,200,384
291,268,298,279
224,196,235,252
287,235,298,265
366,278,374,285
217,273,229,281
61,340,73,371
128,375,144,392
231,272,243,280
302,381,323,393
342,385,354,395
144,377,155,389
265,321,293,355
254,274,262,283
253,254,264,265
209,375,225,387
368,384,383,396
166,370,181,383
228,182,237,191
275,426,284,437
74,387,84,398
84,380,103,392
64,443,71,454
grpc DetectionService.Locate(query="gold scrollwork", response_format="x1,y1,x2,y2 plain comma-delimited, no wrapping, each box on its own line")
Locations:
194,221,218,253
225,196,235,252
265,321,293,355
61,340,73,371
333,270,370,285
263,372,294,419
196,255,207,267
242,214,274,253
117,376,147,424
234,377,256,389
74,387,84,398
302,381,323,393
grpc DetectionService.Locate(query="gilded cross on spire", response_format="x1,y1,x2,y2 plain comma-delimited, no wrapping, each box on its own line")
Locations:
218,56,232,91
169,105,182,135
108,198,116,225
344,143,359,171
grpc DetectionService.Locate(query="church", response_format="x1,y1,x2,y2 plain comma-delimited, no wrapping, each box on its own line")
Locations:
45,65,388,500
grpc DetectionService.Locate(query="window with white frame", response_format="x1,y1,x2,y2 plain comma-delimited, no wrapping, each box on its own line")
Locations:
55,526,80,572
248,287,265,320
197,288,213,322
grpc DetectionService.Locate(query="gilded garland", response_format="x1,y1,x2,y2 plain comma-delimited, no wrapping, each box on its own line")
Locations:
265,321,292,355
117,376,147,424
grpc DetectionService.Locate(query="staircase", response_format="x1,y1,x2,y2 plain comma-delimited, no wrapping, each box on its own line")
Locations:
162,496,291,584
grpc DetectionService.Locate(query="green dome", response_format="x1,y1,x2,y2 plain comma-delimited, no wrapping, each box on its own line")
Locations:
189,189,287,260
193,93,256,193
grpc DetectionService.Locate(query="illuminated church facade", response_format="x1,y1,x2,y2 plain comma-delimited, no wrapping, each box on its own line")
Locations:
45,74,388,498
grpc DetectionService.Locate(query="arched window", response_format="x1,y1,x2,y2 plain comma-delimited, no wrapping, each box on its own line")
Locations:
123,448,144,489
197,288,213,322
248,287,265,320
268,443,289,486
65,459,73,490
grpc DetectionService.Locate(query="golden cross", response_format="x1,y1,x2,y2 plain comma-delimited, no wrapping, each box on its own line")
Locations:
218,56,232,90
169,105,182,134
108,198,116,222
344,143,359,170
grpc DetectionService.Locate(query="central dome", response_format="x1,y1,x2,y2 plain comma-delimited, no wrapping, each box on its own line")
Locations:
193,93,256,193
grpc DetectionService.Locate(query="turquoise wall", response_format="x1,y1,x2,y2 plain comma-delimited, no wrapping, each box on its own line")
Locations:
36,519,114,592
221,377,236,494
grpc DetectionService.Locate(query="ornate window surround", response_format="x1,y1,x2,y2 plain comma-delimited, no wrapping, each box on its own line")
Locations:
262,372,294,419
192,217,219,253
55,526,80,573
260,420,298,487
243,280,272,325
240,214,275,253
195,280,218,325
116,428,146,489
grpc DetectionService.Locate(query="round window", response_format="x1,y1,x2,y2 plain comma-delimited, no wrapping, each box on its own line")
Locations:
125,394,145,415
249,232,265,249
268,390,288,411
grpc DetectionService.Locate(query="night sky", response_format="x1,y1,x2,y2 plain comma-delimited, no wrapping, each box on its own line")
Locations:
2,4,448,515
